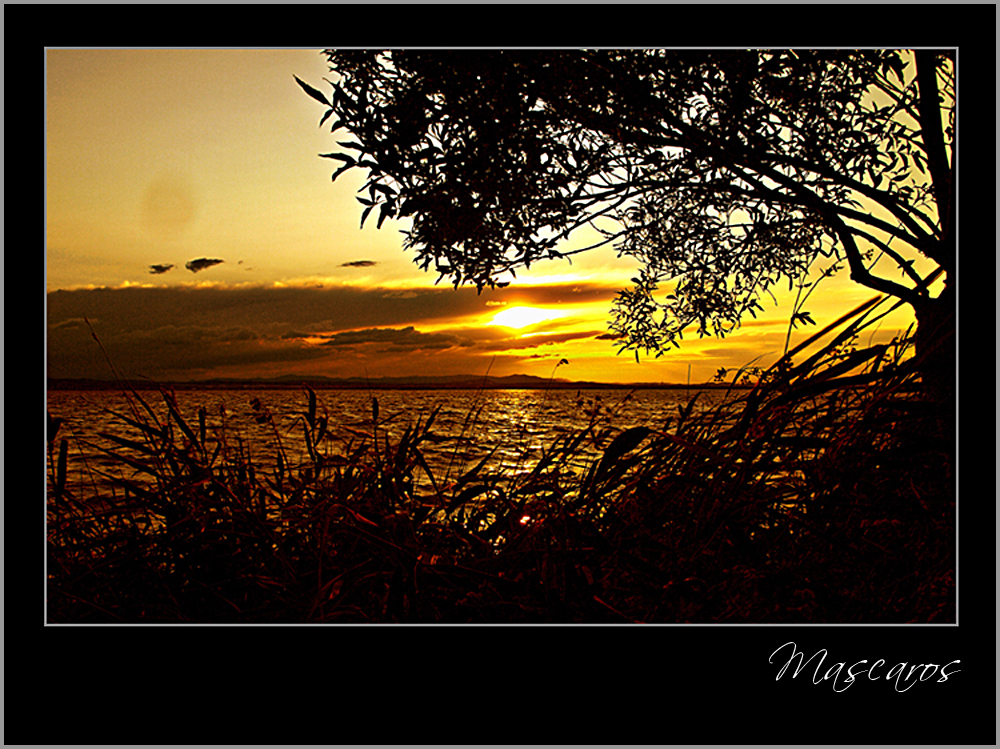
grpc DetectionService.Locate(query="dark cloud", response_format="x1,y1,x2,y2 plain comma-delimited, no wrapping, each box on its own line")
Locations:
123,324,259,346
476,330,604,351
149,263,175,275
526,353,573,360
45,281,624,381
340,260,377,268
594,332,622,340
49,317,91,332
186,257,224,273
321,326,473,352
47,282,620,334
48,319,326,380
505,285,616,306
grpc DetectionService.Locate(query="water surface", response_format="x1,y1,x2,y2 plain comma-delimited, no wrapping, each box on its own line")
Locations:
47,386,734,502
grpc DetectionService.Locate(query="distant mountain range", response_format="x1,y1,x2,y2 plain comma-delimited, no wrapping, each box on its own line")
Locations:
48,373,738,391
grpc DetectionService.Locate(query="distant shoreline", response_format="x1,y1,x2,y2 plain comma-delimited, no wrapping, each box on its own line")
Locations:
47,376,748,392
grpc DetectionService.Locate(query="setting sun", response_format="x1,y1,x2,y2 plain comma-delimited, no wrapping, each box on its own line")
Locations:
489,306,562,329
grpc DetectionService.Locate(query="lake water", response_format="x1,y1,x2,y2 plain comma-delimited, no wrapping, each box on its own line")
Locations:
46,386,735,502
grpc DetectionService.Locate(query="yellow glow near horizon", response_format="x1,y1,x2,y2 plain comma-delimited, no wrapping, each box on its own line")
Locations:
44,49,929,387
489,306,563,329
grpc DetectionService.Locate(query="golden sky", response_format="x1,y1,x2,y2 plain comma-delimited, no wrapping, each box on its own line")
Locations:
46,48,923,385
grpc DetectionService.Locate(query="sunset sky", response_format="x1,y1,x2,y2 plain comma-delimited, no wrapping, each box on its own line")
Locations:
46,48,923,385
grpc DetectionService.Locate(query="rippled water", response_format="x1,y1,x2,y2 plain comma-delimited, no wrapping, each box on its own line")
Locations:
46,386,733,501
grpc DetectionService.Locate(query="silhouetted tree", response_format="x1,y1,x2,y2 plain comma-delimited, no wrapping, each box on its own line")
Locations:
298,49,954,394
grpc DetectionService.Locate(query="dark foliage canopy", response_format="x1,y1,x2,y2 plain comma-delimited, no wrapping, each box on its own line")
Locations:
299,49,954,358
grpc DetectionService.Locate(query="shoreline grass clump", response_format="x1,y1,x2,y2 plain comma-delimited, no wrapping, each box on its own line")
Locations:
47,297,954,623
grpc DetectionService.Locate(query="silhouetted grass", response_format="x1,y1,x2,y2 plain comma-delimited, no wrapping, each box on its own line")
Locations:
46,297,954,623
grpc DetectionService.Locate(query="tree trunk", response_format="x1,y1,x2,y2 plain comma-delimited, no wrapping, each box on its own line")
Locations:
911,281,956,451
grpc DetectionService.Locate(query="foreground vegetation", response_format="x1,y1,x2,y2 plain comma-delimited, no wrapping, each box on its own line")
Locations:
47,298,954,623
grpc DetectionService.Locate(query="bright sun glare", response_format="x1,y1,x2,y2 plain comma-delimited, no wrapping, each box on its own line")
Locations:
489,306,561,329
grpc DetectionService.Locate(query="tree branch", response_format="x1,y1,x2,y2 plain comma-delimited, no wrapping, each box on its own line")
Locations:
914,52,952,224
832,204,935,257
745,147,940,251
727,162,921,306
657,108,942,258
913,50,954,274
822,209,922,306
849,226,928,290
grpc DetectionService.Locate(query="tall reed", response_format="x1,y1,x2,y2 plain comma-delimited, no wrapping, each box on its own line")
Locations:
47,297,954,623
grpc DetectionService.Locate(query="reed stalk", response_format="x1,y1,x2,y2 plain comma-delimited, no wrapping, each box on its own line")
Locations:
47,305,953,623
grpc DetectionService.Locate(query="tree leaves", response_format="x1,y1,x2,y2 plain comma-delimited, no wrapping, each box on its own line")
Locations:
320,152,356,181
298,49,951,358
294,75,330,107
791,310,816,328
360,202,375,229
